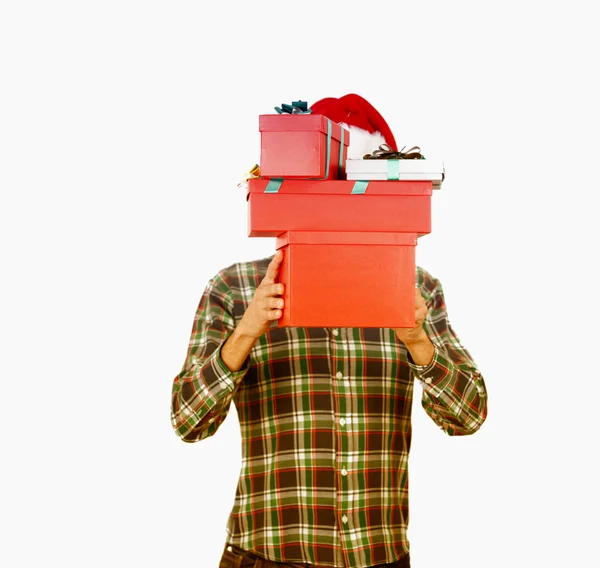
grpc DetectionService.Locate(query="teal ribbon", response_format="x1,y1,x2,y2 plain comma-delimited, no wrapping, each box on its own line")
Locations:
351,181,369,194
266,179,368,195
387,160,400,180
338,128,345,177
266,178,367,196
322,118,332,180
265,179,284,193
274,100,312,114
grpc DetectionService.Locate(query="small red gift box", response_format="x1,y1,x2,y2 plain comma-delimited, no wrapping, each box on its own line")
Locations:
247,179,432,237
259,114,350,179
275,231,417,328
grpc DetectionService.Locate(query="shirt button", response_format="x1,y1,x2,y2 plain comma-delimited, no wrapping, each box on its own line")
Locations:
339,418,346,426
424,377,432,385
336,371,343,379
227,546,233,552
332,329,339,336
341,468,348,476
341,515,348,524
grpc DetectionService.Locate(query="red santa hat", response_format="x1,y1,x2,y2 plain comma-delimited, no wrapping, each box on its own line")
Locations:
310,93,397,159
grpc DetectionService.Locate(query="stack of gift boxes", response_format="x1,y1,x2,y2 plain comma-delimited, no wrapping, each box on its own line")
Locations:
246,108,441,329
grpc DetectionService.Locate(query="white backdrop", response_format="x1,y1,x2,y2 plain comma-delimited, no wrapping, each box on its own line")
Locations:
1,1,599,567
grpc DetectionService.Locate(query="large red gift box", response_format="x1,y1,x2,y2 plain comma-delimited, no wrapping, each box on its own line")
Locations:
247,179,433,237
259,114,350,179
275,231,417,328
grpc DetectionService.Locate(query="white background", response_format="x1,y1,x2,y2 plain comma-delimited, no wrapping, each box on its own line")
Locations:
1,1,599,567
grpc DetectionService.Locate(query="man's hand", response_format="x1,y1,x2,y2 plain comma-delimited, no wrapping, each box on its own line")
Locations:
394,287,435,366
394,287,428,344
221,252,285,372
238,251,285,340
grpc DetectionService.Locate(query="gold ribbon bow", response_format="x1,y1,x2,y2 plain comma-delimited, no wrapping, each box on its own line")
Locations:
237,164,261,190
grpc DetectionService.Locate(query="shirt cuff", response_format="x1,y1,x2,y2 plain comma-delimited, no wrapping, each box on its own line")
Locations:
197,342,249,399
407,343,453,395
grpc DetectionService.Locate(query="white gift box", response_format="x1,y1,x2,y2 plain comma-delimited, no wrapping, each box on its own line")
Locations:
346,158,445,189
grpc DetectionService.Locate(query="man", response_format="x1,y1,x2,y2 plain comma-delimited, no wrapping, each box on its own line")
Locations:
170,94,488,568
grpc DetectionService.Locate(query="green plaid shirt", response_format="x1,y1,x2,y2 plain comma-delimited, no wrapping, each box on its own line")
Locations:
171,256,487,567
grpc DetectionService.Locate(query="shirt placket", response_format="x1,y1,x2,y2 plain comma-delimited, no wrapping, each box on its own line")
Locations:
330,326,357,568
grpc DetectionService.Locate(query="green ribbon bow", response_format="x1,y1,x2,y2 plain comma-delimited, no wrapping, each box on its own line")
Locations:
274,100,312,114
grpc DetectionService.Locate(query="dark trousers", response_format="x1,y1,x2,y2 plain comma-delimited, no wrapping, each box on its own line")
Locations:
218,544,410,568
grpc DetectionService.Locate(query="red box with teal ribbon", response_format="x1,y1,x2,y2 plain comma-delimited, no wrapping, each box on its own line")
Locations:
246,179,432,237
259,114,350,180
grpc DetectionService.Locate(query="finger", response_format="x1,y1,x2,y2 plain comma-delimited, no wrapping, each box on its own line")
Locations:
252,284,281,307
263,250,284,284
415,304,428,323
264,297,284,311
265,308,282,320
261,282,284,297
416,304,427,317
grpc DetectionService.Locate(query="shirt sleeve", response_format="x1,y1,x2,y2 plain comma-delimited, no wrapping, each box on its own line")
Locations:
408,268,488,436
170,271,250,443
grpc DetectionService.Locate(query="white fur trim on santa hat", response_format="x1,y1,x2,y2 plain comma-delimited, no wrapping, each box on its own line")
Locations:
342,124,387,159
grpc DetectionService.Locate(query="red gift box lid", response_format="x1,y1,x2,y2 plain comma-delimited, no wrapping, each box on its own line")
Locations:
259,114,349,145
276,231,418,248
246,179,433,199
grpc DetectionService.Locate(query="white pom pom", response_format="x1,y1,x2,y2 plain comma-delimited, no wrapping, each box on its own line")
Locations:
342,124,387,159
